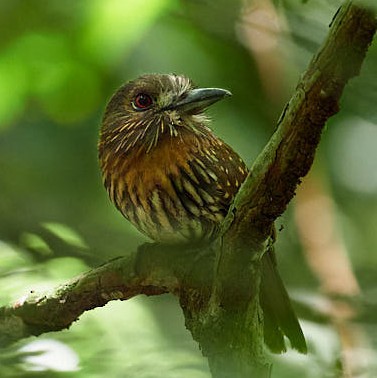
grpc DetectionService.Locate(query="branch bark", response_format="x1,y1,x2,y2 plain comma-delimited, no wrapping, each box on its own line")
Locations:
0,245,203,346
0,1,376,377
202,2,376,375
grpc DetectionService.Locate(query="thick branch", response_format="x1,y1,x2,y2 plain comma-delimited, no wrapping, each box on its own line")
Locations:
205,2,376,376
0,245,210,347
224,1,377,245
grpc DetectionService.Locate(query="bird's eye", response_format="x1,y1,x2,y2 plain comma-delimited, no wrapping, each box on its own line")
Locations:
132,93,153,110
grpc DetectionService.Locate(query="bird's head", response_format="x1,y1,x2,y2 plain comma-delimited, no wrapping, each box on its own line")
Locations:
99,73,231,154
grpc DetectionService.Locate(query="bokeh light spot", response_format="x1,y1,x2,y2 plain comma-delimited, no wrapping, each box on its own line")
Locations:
330,117,377,194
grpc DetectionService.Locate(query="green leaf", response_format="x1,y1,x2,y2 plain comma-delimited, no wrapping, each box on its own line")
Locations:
20,232,52,256
42,222,89,250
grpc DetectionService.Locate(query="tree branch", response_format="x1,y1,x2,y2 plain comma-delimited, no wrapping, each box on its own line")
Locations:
0,244,210,347
226,1,376,244
189,2,376,376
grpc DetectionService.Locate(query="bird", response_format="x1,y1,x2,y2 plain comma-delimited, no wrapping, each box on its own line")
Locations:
98,73,307,353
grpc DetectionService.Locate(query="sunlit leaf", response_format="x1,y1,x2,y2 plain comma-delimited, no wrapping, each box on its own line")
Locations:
42,222,89,250
0,241,29,274
44,257,88,279
82,0,175,64
7,32,101,125
19,339,79,372
0,54,28,129
19,232,52,256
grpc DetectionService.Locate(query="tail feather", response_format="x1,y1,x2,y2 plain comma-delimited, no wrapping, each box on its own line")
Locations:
260,250,307,354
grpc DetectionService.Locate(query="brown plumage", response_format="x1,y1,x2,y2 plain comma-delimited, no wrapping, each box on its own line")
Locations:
99,74,247,243
98,73,306,353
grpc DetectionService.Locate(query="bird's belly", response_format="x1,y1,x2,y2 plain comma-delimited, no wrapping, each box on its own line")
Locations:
130,207,209,244
120,194,218,244
107,140,226,244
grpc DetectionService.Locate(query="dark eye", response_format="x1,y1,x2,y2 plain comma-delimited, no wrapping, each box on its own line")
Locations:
132,93,153,110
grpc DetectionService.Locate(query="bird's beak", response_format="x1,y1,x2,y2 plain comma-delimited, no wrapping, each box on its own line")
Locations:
170,88,232,113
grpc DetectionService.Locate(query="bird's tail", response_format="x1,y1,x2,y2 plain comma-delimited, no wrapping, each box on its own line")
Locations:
260,250,307,354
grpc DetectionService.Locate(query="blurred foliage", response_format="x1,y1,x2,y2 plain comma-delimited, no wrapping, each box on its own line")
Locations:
0,0,377,377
